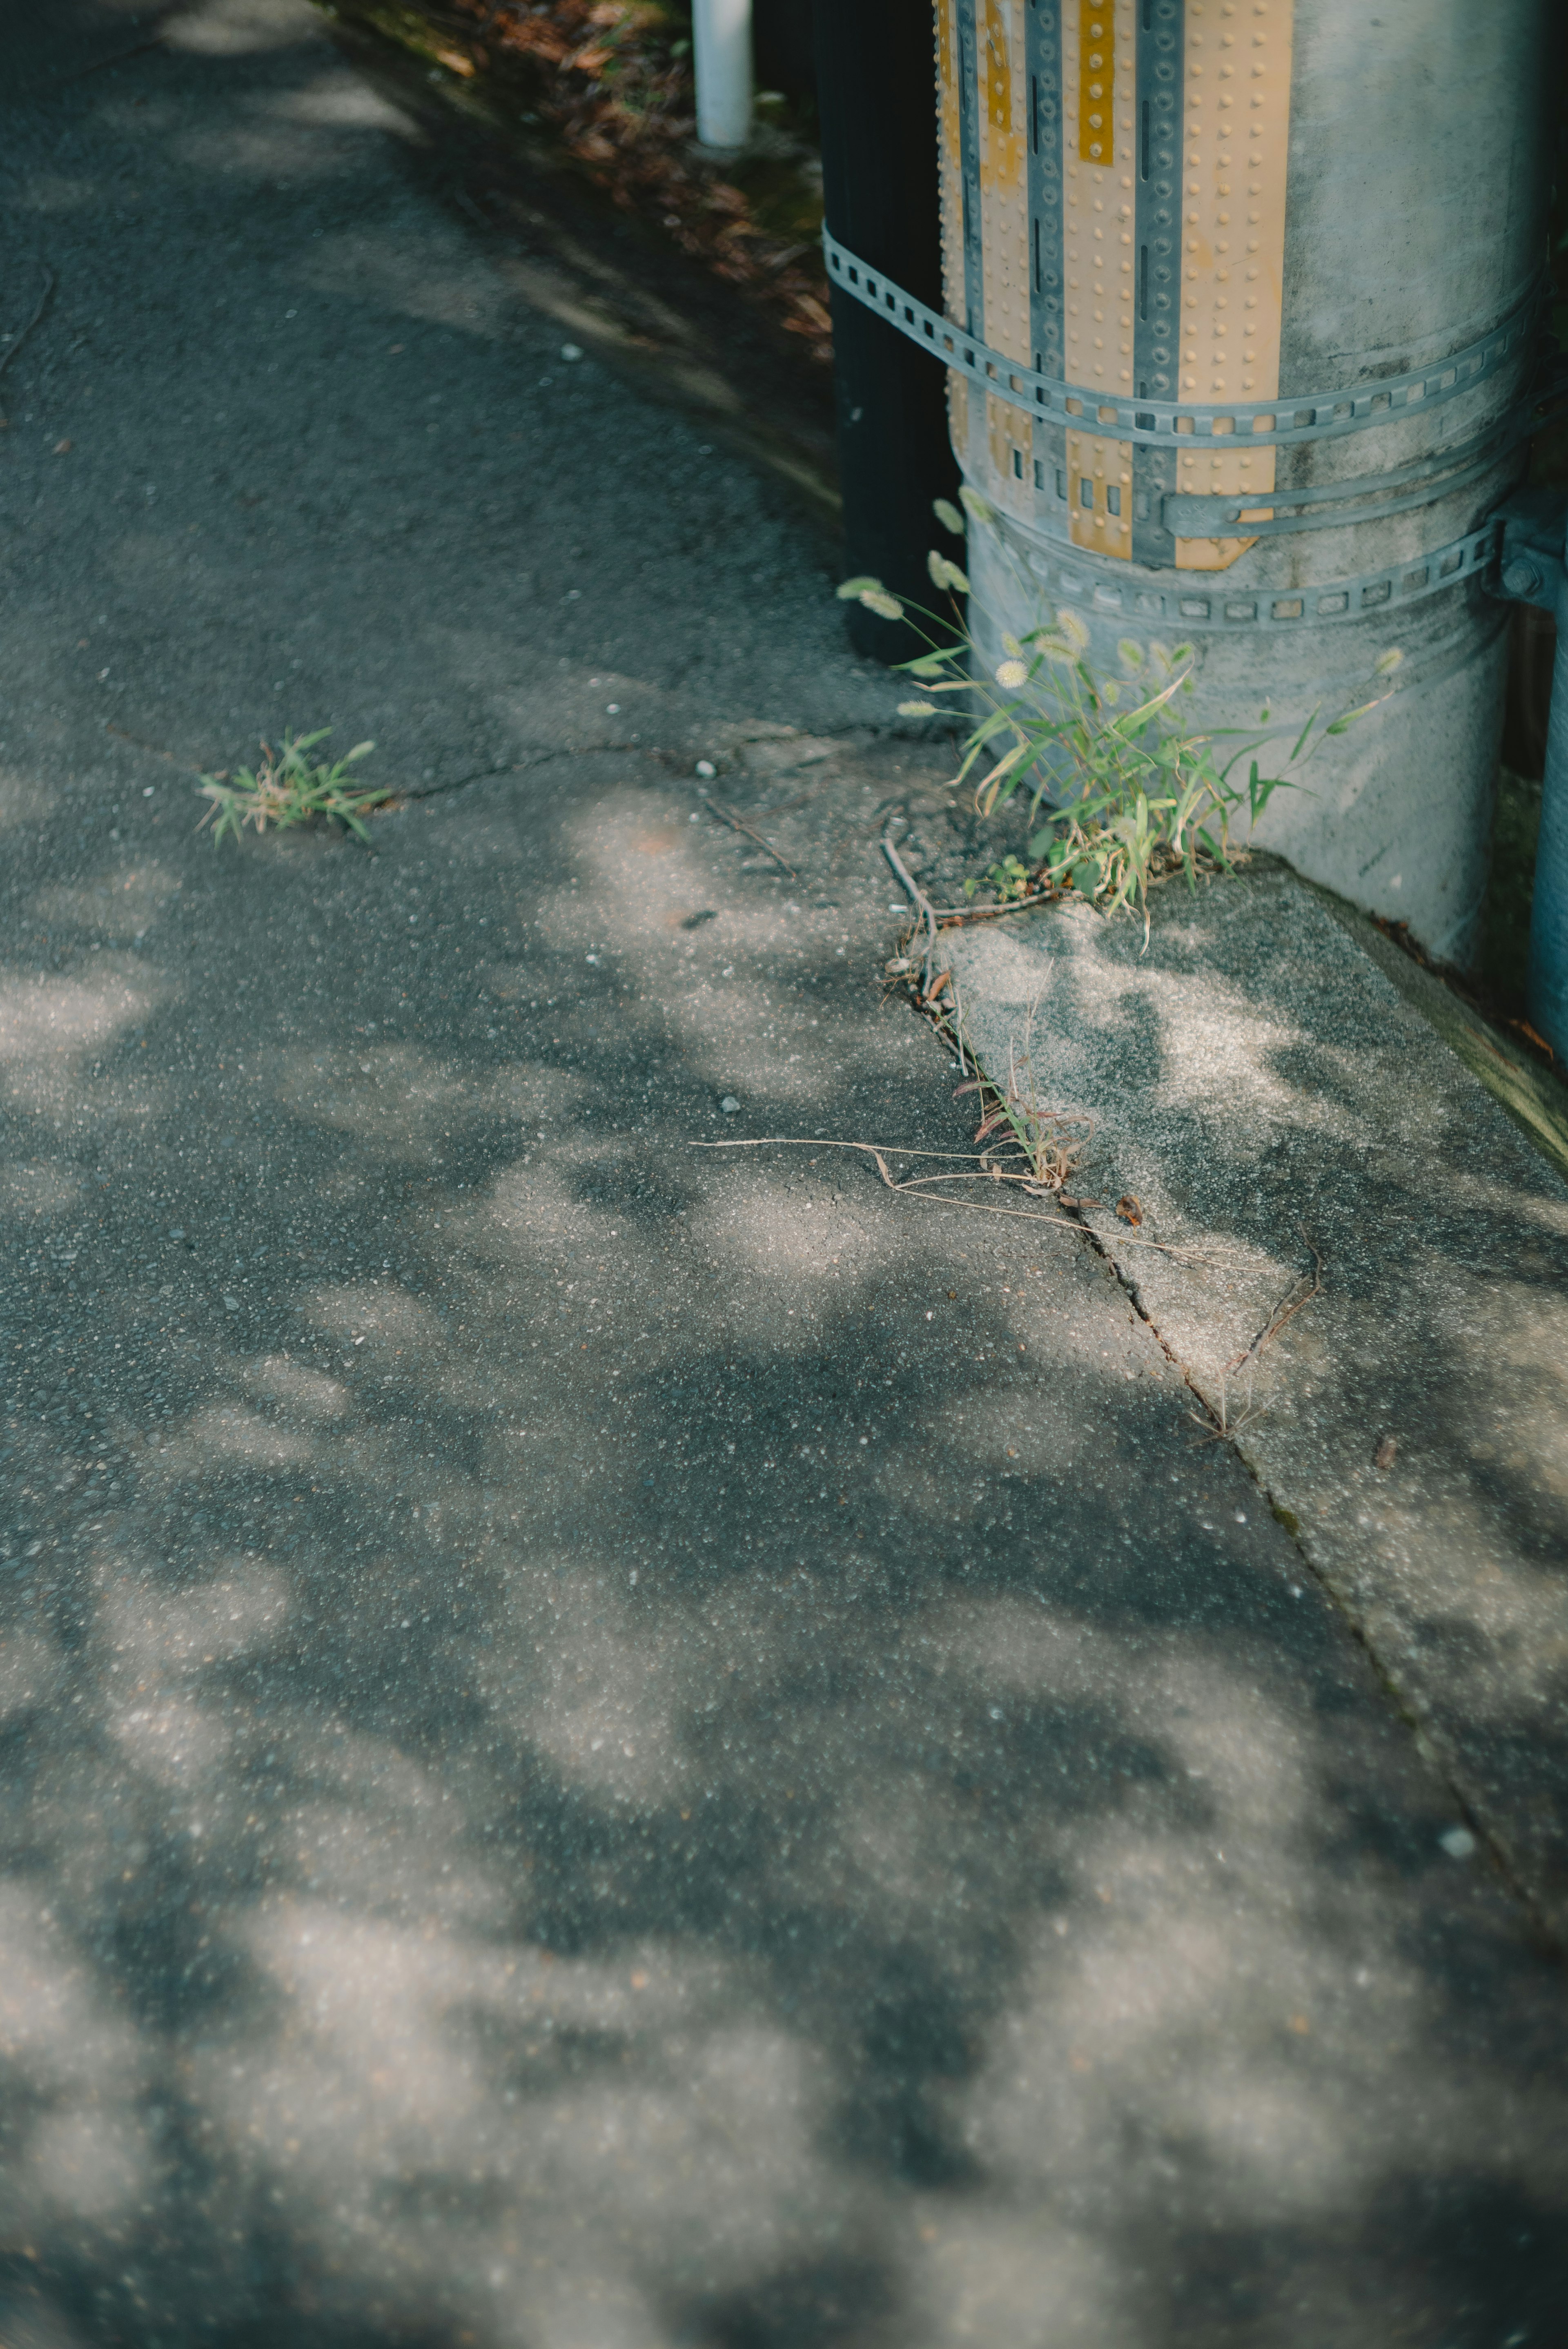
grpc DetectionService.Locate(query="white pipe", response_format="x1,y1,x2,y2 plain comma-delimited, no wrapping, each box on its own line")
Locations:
693,0,752,152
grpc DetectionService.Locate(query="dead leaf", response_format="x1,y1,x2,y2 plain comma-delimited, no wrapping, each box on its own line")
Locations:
1115,1195,1143,1226
52,438,72,455
1374,1435,1397,1470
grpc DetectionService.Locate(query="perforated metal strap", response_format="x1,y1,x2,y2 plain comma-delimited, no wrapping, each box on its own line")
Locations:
1009,516,1504,632
823,227,1537,453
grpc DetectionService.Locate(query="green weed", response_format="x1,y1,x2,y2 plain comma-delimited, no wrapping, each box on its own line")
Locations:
196,729,389,846
844,493,1401,939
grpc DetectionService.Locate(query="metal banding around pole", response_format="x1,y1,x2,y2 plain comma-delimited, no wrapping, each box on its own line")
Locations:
822,227,1539,456
1005,514,1504,633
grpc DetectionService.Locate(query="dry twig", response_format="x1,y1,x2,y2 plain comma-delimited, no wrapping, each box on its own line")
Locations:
1227,1227,1325,1375
704,797,797,878
691,1137,1235,1266
1189,1228,1325,1445
883,826,941,996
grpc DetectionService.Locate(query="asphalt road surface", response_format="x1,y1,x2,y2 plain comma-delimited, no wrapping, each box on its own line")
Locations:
2,7,1566,2346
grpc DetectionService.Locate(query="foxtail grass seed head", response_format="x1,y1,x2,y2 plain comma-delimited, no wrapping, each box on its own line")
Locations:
927,550,970,594
958,484,997,526
932,496,966,536
829,534,1392,936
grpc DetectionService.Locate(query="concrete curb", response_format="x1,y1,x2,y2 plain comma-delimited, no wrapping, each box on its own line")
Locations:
940,860,1568,1943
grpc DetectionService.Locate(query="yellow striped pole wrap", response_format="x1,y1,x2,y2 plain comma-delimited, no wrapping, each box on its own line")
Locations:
920,0,1555,966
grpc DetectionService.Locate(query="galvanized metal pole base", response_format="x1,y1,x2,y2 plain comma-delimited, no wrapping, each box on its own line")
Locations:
930,0,1554,969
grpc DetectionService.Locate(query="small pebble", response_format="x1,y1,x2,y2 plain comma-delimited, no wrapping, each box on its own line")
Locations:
1439,1826,1476,1861
695,759,716,778
561,343,584,361
719,1096,740,1115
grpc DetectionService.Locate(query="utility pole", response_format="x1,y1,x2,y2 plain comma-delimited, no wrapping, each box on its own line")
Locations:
815,1,961,663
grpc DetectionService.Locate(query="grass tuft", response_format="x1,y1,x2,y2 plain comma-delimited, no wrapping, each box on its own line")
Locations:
864,498,1401,943
197,729,390,845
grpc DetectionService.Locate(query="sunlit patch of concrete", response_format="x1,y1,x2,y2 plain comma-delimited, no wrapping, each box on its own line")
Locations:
907,2206,1129,2349
262,1041,573,1159
297,1294,514,1424
269,1788,507,1927
512,1588,698,1806
1448,1269,1568,1460
239,1356,354,1417
300,1285,441,1355
281,71,418,136
0,1883,150,2235
478,1140,648,1257
100,1561,290,1676
692,1178,893,1302
0,970,158,1114
965,1894,1361,2224
138,1418,309,1502
29,2106,149,2227
153,1400,319,1477
110,1689,233,1789
532,835,717,961
163,0,321,58
170,111,394,187
293,229,515,336
201,1902,830,2344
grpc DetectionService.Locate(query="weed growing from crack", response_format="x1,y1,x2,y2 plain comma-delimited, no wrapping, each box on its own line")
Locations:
197,729,389,845
947,990,1094,1196
844,491,1402,940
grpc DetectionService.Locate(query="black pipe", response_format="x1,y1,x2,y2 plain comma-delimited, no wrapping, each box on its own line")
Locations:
814,0,962,663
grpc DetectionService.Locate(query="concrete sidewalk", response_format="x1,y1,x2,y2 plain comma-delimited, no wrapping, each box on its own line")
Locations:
2,7,1566,2346
943,863,1568,1945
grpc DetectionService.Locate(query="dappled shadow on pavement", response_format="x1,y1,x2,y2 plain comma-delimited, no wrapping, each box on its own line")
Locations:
4,762,1568,2349
943,869,1568,1943
2,4,1567,2343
